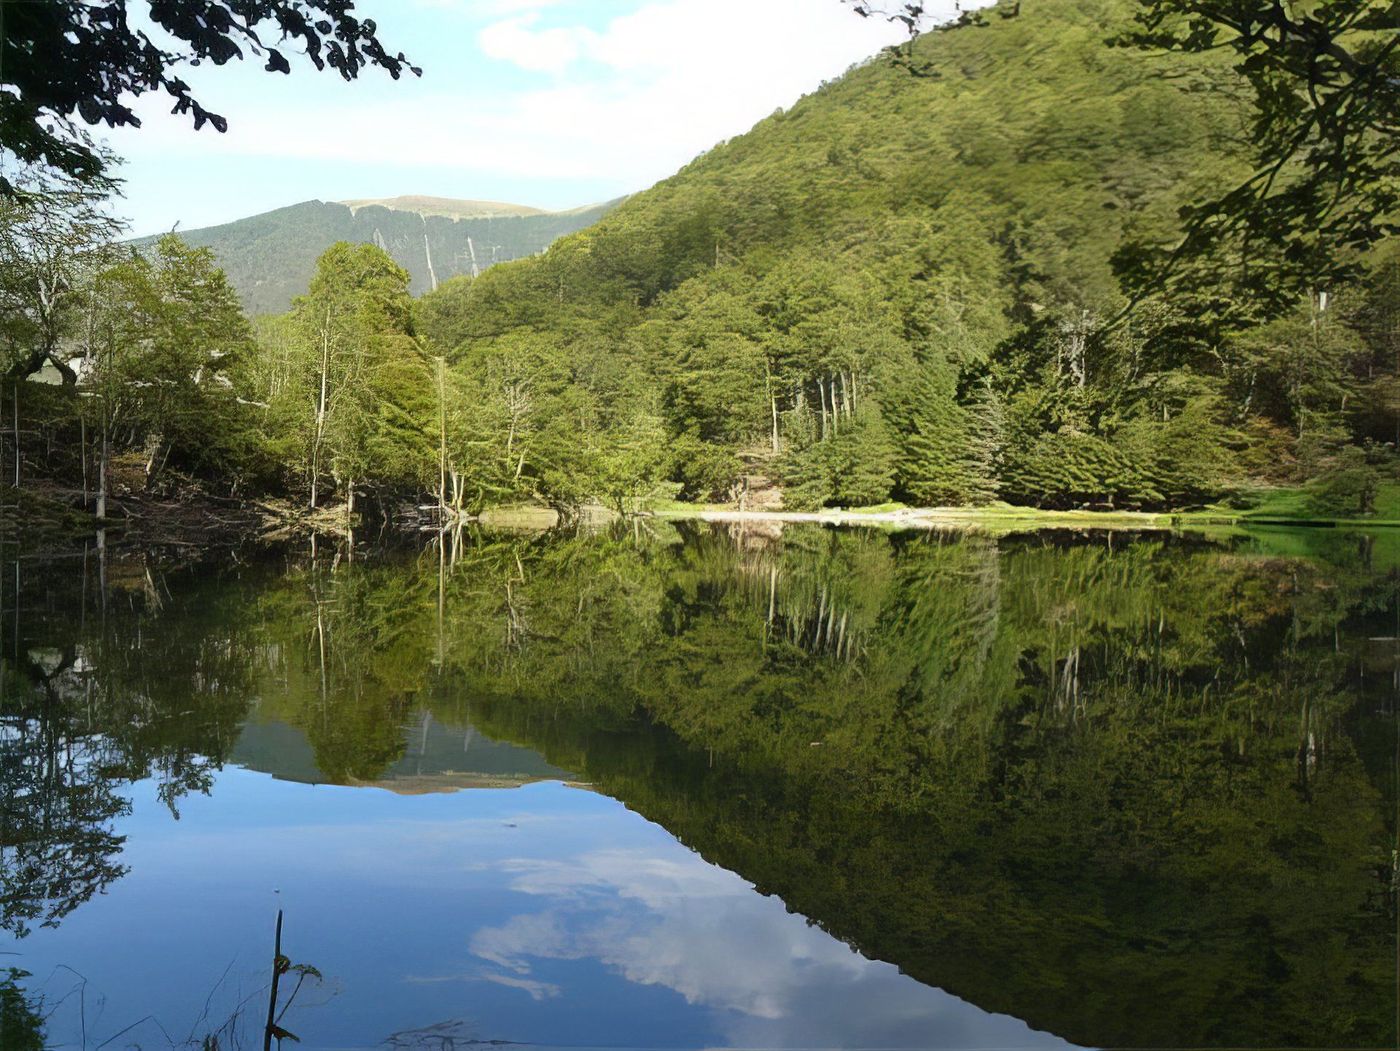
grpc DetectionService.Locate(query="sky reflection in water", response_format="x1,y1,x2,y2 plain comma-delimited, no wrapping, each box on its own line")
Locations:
11,763,1074,1050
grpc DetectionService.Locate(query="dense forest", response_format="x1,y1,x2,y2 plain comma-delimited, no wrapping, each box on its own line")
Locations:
1,0,1396,522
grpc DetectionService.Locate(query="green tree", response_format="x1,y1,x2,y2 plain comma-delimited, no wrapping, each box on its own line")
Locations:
898,364,1000,506
77,235,252,511
596,409,676,515
0,170,120,385
1116,0,1400,311
274,242,425,508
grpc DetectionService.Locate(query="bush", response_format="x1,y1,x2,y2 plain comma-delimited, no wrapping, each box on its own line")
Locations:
1118,399,1241,508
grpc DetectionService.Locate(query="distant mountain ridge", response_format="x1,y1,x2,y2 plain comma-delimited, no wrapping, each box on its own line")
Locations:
141,195,623,315
341,195,550,220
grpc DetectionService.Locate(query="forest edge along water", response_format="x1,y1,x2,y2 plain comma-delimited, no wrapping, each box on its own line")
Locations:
2,0,1400,1046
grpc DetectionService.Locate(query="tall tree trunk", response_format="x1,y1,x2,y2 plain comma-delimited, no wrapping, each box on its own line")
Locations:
96,424,110,519
311,309,331,510
47,353,77,387
80,413,88,505
437,357,447,520
143,437,164,491
12,380,19,489
764,361,779,452
817,377,828,439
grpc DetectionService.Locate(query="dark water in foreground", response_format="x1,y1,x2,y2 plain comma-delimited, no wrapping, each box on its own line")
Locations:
0,523,1395,1050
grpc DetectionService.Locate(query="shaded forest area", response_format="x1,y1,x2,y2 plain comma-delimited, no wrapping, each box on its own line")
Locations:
2,0,1397,532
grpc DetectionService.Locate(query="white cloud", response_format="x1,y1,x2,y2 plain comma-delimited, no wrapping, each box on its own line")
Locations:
478,13,595,74
111,0,909,202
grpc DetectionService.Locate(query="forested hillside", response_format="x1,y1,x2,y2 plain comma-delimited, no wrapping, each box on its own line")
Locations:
406,0,1396,515
4,0,1396,523
141,196,620,315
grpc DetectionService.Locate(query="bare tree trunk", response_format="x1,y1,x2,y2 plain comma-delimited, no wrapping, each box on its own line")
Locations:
437,357,447,520
12,380,18,489
764,361,779,452
817,377,828,439
143,436,164,491
80,413,88,505
96,424,110,519
311,308,332,510
423,229,439,293
47,353,77,387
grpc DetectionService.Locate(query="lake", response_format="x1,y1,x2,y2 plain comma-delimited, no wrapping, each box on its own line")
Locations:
1,522,1395,1050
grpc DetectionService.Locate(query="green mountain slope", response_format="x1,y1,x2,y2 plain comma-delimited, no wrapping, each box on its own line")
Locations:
413,0,1395,515
148,196,622,315
422,0,1246,337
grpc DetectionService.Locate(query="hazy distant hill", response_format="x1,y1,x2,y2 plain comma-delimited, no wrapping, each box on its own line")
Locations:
144,195,622,315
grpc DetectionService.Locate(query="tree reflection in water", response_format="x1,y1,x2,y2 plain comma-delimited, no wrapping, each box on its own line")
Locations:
0,522,1394,1048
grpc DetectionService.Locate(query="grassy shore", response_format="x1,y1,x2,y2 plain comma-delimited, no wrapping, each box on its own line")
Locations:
648,486,1400,534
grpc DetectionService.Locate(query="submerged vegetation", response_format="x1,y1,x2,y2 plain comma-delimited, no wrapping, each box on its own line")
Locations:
1,0,1397,526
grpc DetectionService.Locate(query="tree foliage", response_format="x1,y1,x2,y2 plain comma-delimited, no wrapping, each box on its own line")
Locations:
1114,0,1400,312
0,0,417,188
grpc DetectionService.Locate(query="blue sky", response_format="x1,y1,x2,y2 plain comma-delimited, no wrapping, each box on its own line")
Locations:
104,0,914,237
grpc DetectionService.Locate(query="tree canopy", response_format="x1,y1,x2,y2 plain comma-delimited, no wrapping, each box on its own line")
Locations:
847,0,1399,313
0,0,1395,523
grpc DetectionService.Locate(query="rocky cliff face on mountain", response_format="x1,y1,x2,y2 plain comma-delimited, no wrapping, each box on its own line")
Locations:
141,195,621,315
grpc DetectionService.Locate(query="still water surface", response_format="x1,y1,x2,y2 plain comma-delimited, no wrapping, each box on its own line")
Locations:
1,523,1395,1049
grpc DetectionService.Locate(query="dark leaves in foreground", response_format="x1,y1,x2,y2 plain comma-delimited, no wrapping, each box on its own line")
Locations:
1112,0,1400,319
0,1,420,191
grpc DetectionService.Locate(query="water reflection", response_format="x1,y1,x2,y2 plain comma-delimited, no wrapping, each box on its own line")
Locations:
464,845,1068,1050
0,523,1395,1049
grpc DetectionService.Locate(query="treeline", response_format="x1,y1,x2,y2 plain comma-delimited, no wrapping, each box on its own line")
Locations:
0,181,675,519
4,0,1398,519
406,0,1400,515
0,188,448,517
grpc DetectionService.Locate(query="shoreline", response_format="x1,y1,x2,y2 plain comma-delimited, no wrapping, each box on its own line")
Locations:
650,504,1400,533
8,483,1398,553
